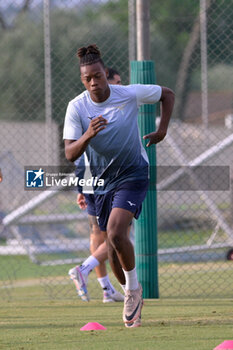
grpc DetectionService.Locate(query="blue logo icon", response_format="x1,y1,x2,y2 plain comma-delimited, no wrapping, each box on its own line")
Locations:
26,168,44,188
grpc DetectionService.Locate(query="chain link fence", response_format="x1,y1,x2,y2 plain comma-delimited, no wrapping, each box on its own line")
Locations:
0,0,233,300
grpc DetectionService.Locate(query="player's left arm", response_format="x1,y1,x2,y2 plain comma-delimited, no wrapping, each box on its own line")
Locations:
143,87,175,147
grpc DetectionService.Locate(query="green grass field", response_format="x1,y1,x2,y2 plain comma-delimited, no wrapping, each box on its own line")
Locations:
1,255,233,299
0,286,232,350
0,254,233,349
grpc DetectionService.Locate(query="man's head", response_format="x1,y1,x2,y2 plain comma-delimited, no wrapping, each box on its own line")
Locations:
107,67,121,85
77,44,109,103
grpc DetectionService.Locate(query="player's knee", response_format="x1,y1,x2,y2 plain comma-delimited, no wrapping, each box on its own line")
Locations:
107,229,123,251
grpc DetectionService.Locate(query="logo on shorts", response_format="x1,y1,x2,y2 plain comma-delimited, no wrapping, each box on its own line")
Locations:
127,200,136,207
26,168,44,188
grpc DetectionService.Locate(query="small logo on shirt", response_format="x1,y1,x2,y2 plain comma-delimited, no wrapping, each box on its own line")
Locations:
113,104,126,116
127,200,136,207
117,104,126,112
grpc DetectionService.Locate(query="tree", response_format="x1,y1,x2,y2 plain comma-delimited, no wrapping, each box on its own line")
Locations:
0,4,129,123
0,0,32,30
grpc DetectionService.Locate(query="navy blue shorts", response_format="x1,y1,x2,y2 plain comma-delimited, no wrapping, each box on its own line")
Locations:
84,193,96,216
94,180,149,231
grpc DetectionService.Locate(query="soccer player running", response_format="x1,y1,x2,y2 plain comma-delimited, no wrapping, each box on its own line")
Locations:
70,67,125,304
63,44,175,328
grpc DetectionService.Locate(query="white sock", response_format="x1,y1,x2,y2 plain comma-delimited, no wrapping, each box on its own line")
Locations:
123,267,139,291
97,275,116,294
79,255,99,277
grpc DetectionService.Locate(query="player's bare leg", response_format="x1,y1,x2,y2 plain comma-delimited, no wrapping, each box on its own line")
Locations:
106,238,126,285
89,215,107,278
107,208,143,326
69,214,124,302
90,232,124,302
107,208,135,271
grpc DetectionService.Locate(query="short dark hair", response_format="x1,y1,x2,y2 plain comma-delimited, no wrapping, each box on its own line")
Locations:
107,67,120,80
77,44,104,67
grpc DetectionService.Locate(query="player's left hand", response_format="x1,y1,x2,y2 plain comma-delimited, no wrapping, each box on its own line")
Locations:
143,131,167,147
77,193,87,210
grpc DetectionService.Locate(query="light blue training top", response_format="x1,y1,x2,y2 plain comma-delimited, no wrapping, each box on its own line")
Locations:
63,84,162,194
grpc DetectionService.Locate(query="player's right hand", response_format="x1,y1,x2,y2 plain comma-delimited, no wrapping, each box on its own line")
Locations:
77,193,87,210
86,115,108,138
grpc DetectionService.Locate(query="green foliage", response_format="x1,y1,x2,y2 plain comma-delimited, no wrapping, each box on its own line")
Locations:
149,0,199,87
50,7,129,124
0,13,45,121
0,0,232,123
0,5,129,123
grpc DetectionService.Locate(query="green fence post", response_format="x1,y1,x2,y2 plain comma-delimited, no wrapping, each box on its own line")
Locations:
130,60,159,298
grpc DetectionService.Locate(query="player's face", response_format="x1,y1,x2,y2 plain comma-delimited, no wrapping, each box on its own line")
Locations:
108,74,122,85
80,62,110,103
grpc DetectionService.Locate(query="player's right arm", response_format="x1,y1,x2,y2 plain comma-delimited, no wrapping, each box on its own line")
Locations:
63,102,107,162
65,116,107,161
64,135,91,162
